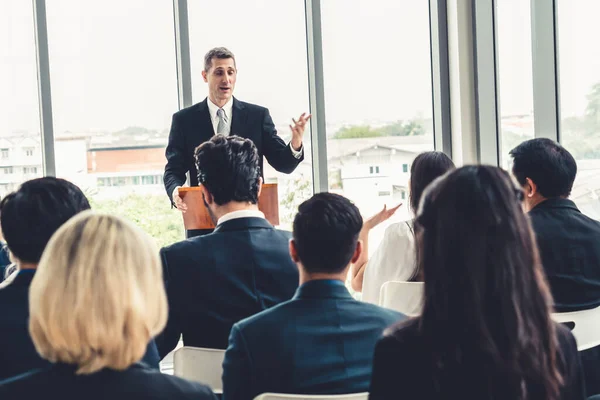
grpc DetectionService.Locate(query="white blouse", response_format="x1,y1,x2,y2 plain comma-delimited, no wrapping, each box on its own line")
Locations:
361,219,416,304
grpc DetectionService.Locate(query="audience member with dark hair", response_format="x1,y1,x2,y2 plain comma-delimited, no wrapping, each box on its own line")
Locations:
511,138,600,395
510,138,600,311
0,177,160,380
351,151,455,303
0,212,217,400
369,166,585,400
156,134,299,357
222,192,404,400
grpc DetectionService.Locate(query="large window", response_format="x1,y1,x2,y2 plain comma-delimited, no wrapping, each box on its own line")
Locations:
46,0,181,246
321,0,434,251
496,0,535,169
557,0,600,219
188,0,312,229
0,0,43,196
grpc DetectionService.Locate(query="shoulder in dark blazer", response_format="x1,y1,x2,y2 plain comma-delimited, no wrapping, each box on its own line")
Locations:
222,279,404,400
156,217,299,358
163,97,303,202
0,270,160,382
0,362,217,400
368,319,585,400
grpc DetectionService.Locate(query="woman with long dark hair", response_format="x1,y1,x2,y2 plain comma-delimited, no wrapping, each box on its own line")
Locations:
369,166,585,399
351,151,455,303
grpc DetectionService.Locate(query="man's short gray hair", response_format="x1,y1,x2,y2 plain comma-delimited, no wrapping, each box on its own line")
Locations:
204,47,236,72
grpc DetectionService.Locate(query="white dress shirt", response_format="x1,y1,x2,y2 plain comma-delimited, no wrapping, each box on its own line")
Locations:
216,209,265,226
206,98,303,158
361,219,417,304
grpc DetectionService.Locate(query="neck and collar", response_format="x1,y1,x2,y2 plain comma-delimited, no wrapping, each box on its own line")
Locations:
216,203,264,226
207,96,234,115
529,196,578,212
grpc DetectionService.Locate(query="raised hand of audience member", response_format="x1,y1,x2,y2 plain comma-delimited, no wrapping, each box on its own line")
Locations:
350,203,401,292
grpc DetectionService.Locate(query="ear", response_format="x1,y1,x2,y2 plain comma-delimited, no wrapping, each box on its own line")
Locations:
202,69,208,83
525,177,538,198
350,240,363,264
257,177,263,198
289,239,300,262
200,184,214,205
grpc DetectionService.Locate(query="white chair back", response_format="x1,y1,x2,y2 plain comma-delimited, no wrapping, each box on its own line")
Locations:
173,346,225,392
379,281,424,316
552,305,600,351
254,393,369,400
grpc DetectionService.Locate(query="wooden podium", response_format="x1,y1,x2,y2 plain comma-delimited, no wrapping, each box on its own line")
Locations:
179,183,280,230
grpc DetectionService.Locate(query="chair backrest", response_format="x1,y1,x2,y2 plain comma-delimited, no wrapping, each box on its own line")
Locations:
552,305,600,351
379,281,424,316
254,393,369,400
173,346,226,392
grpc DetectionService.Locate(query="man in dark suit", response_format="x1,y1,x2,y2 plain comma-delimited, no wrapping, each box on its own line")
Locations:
0,178,160,381
164,47,310,221
156,135,299,358
222,193,405,400
511,138,600,395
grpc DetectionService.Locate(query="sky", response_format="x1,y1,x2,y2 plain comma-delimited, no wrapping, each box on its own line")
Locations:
1,0,599,134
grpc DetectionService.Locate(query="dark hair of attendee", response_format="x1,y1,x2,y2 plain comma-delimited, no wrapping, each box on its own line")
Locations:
509,138,577,198
195,134,261,205
409,151,455,213
0,177,91,264
412,166,563,400
293,192,362,274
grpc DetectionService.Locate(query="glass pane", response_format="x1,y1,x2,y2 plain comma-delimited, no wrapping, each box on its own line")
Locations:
496,0,535,169
557,0,600,219
322,0,434,251
188,0,312,230
0,1,43,196
46,0,182,246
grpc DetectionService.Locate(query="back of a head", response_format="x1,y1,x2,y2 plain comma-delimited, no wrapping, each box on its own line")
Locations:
409,151,455,213
293,192,362,274
415,165,562,399
0,177,91,264
29,211,167,374
509,138,577,198
195,134,260,205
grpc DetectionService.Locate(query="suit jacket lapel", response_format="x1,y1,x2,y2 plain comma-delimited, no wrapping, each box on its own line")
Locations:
231,97,247,138
197,99,215,141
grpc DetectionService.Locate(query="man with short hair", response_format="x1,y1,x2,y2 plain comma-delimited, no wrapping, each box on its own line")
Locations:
222,192,404,400
156,135,299,358
510,138,600,311
164,47,310,234
0,178,160,381
510,138,600,395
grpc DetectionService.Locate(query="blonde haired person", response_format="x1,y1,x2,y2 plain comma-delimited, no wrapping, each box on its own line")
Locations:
0,212,217,400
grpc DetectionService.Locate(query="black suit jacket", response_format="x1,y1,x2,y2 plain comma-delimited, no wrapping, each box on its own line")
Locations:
0,362,217,400
369,319,585,400
528,198,600,312
222,280,405,400
0,270,161,381
163,97,303,202
156,217,299,358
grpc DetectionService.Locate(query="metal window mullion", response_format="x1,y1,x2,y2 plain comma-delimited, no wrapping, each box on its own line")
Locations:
173,0,193,109
304,0,328,193
472,0,501,166
33,0,56,176
429,0,453,158
531,0,560,142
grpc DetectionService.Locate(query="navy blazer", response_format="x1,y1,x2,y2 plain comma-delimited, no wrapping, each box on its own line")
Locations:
529,198,600,312
156,217,299,358
222,280,405,400
163,97,303,202
0,270,160,381
0,362,217,400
